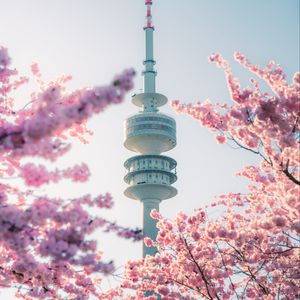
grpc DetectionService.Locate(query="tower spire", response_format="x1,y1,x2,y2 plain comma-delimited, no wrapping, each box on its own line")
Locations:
143,0,156,94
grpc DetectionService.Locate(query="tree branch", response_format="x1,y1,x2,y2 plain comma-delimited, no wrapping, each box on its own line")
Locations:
282,168,300,185
183,237,220,300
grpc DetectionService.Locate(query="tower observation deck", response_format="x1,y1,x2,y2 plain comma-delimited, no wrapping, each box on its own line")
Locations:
124,0,177,257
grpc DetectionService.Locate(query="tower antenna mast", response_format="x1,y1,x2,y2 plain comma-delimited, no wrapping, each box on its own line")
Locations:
143,0,156,94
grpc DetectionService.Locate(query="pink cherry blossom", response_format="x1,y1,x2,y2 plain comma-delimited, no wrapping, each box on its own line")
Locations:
0,47,141,300
115,54,300,299
215,135,226,144
144,237,154,247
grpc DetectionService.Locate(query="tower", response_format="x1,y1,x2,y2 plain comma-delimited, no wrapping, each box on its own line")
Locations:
124,0,177,257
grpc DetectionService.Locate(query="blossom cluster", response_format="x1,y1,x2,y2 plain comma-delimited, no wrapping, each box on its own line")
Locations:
0,49,135,159
19,163,91,186
0,47,141,299
116,55,300,299
172,52,300,184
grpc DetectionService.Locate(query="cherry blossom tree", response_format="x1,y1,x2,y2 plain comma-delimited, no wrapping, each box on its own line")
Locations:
0,46,142,299
116,54,300,299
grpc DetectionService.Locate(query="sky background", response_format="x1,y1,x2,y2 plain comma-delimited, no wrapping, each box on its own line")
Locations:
0,0,299,297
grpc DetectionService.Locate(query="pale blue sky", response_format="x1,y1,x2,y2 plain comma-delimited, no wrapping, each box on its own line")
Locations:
0,0,299,296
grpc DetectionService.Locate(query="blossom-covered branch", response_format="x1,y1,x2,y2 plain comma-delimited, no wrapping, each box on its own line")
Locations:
0,46,142,299
116,54,300,299
172,53,300,185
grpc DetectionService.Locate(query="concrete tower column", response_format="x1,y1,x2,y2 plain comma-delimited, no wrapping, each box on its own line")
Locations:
123,0,177,259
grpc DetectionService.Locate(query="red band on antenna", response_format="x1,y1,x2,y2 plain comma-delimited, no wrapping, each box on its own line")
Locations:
145,0,153,28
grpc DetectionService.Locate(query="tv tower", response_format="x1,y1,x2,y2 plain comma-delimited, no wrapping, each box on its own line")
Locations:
124,0,177,257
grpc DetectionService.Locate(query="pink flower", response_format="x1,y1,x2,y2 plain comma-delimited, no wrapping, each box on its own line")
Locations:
158,286,169,296
217,227,227,238
293,72,300,85
272,216,287,227
216,135,226,144
0,47,10,68
63,163,90,182
191,231,200,241
144,237,154,247
292,221,300,234
150,209,162,220
31,62,40,76
20,163,50,186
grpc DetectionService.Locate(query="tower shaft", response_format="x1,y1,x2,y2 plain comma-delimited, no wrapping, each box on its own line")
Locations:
142,198,160,257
